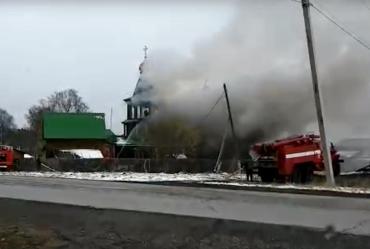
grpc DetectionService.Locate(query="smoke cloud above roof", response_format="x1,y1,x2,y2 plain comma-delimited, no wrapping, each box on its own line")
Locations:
138,0,370,143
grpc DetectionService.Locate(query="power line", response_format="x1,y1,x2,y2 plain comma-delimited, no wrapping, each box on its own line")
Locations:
196,92,224,125
362,0,370,12
311,1,370,52
288,0,370,52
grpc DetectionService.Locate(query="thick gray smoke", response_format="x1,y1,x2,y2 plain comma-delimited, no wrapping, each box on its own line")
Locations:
137,0,370,144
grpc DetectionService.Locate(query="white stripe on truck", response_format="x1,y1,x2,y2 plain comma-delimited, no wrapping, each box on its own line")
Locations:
285,150,321,159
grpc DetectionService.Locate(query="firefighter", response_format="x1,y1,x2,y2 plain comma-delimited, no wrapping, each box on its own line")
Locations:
245,161,253,181
246,168,253,181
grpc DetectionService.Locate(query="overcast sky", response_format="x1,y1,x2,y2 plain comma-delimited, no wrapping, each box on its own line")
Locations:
0,0,234,133
1,0,370,139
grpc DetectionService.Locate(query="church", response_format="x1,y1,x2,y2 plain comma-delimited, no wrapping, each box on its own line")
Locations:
122,47,152,138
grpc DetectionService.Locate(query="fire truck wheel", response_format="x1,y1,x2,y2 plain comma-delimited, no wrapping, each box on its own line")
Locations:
292,164,314,184
292,167,301,184
305,165,314,183
259,168,275,183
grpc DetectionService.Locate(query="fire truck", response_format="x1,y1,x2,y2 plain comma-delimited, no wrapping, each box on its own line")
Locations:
249,134,341,183
0,145,19,170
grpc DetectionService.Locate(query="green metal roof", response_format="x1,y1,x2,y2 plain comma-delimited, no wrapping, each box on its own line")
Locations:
105,129,117,143
43,113,108,140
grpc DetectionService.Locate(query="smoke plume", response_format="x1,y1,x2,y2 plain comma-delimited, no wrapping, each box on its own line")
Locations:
136,0,370,145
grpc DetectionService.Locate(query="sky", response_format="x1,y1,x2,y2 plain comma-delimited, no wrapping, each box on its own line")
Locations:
0,0,235,133
134,0,370,142
1,0,370,141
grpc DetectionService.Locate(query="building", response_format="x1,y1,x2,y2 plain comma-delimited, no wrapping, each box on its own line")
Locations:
336,138,370,173
122,82,151,138
122,48,152,138
42,112,116,158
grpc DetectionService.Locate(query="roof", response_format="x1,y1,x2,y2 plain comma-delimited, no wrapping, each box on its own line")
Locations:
337,138,370,173
43,113,108,140
123,97,132,103
105,129,117,143
124,73,153,105
122,119,140,124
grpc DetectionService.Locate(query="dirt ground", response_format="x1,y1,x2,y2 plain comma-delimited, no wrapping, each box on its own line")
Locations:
0,226,65,249
0,198,369,249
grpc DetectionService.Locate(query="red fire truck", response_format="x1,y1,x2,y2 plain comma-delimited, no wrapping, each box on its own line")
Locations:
249,134,341,183
0,145,18,170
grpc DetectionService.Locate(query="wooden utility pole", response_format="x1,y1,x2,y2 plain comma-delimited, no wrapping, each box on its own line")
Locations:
0,123,3,145
223,83,241,171
110,107,113,130
214,126,228,173
301,0,335,185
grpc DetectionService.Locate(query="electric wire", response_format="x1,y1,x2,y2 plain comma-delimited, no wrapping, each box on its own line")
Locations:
311,1,370,52
196,92,224,126
288,0,370,52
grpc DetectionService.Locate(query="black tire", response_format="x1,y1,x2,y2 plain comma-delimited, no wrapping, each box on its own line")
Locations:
302,165,314,183
305,166,314,183
292,167,302,184
259,168,275,183
292,164,314,184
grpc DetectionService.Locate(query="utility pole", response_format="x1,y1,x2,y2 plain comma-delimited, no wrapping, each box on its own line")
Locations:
214,126,228,173
223,83,241,171
0,123,3,145
110,107,113,130
301,0,335,185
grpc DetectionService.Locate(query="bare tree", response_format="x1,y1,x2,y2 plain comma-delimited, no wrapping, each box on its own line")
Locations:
26,89,89,132
48,89,89,113
0,109,16,144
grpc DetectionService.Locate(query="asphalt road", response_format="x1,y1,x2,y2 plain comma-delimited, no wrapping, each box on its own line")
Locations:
0,175,369,236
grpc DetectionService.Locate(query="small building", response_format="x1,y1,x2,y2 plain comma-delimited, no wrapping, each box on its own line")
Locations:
42,112,116,158
13,148,33,159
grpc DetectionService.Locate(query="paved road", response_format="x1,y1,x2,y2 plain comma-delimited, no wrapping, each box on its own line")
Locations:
0,175,369,236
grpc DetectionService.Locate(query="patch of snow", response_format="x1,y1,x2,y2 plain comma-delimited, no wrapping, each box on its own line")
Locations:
23,154,33,158
174,153,187,159
0,171,368,194
0,171,243,182
60,149,103,159
115,137,126,146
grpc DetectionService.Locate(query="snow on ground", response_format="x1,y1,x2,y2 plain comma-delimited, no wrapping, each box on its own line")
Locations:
0,171,369,194
0,171,243,182
60,149,103,159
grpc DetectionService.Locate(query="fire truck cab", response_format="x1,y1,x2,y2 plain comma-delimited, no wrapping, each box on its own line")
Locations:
0,145,16,170
250,134,341,183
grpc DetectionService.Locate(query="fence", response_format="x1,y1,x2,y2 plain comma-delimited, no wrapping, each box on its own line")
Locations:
17,158,240,173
